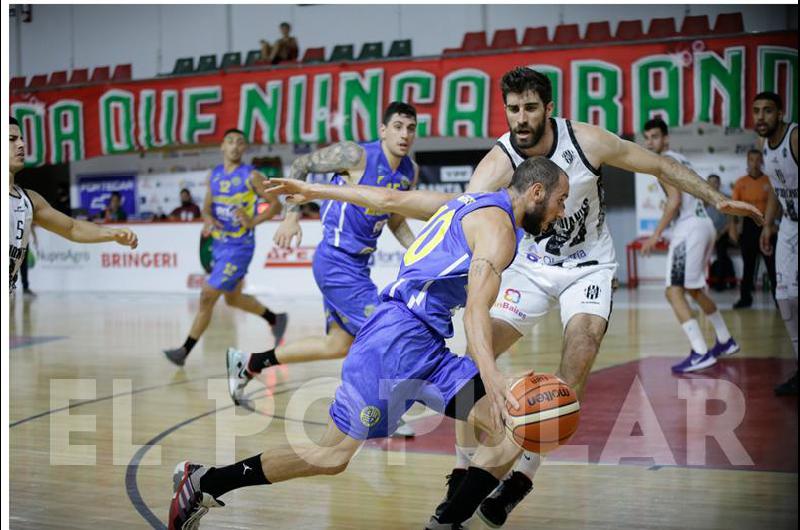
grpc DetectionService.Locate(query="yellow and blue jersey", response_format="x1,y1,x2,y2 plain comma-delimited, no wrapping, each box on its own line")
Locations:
210,163,257,245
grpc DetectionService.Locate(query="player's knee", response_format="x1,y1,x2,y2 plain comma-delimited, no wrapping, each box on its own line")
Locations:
665,285,683,298
223,293,239,307
199,289,219,308
685,288,702,299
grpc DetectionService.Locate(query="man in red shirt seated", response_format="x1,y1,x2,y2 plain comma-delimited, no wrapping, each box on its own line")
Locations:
170,188,202,221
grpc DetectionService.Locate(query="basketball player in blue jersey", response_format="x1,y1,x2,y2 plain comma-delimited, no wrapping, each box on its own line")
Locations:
429,68,765,528
163,128,286,366
225,103,419,419
168,157,570,530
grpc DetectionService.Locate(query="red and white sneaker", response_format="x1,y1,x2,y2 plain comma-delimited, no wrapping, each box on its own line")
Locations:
168,461,223,530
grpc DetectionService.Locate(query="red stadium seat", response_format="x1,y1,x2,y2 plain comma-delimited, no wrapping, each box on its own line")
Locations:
69,68,89,85
49,71,68,86
112,64,132,81
301,47,325,63
490,28,519,50
28,74,48,89
680,15,711,36
10,77,26,91
615,20,645,41
647,17,677,39
461,31,489,52
90,66,110,83
585,21,613,43
522,26,550,47
552,24,580,45
713,12,744,34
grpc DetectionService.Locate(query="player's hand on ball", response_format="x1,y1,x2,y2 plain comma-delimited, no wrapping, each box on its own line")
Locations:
482,366,519,433
113,228,138,249
717,199,764,226
274,218,303,248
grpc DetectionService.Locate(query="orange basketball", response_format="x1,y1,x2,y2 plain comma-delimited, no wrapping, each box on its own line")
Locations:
505,373,580,454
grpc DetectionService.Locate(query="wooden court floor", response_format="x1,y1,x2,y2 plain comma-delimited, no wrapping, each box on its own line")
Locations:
8,288,798,529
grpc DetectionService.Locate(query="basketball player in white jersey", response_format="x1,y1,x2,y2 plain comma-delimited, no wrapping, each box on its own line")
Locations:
640,118,739,373
9,117,138,293
429,68,762,529
753,92,798,396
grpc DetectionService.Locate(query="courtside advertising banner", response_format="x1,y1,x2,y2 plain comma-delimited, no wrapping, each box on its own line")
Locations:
26,220,424,294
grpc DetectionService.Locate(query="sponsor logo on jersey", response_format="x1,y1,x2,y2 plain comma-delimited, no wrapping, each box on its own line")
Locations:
562,149,575,165
494,300,526,319
585,284,600,300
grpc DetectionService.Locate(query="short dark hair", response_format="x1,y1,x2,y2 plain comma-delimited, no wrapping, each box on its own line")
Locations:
10,116,20,127
180,188,191,195
280,22,291,30
707,174,721,181
110,191,122,200
747,148,763,157
753,91,783,111
382,101,417,125
500,67,552,105
223,128,246,139
644,117,668,135
510,156,564,194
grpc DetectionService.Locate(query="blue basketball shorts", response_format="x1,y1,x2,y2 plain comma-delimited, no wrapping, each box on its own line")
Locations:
207,239,255,292
312,242,379,337
329,300,481,439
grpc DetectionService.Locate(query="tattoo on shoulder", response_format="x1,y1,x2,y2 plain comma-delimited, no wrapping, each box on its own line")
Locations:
470,257,502,279
309,141,363,173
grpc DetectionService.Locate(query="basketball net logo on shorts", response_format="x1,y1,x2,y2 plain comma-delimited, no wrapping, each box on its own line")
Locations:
359,406,381,427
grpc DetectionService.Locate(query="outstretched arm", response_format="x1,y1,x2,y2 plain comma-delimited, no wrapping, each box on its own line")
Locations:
466,145,515,193
28,189,138,248
267,178,457,221
462,207,520,432
577,123,763,224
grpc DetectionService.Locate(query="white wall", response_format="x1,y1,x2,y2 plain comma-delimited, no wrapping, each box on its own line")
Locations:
10,4,796,79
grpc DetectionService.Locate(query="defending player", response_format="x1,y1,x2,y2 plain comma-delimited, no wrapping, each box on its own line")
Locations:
163,128,285,366
432,68,762,528
225,103,418,419
9,117,138,292
640,118,739,373
753,92,798,395
169,156,569,530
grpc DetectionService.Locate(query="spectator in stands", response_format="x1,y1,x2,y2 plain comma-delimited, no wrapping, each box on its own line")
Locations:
103,191,128,222
170,188,202,221
729,149,777,307
706,174,735,291
260,22,298,65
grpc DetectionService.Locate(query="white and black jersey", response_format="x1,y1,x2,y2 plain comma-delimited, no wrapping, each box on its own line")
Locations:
763,122,798,224
9,185,34,292
496,117,614,265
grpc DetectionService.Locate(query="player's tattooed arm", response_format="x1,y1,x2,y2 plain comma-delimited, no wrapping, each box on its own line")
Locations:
462,207,520,431
285,141,366,214
581,123,763,224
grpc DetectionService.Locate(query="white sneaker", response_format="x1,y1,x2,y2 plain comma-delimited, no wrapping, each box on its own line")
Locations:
226,347,253,405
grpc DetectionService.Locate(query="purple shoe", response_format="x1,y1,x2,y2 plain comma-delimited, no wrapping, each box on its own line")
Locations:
671,351,717,373
709,338,740,358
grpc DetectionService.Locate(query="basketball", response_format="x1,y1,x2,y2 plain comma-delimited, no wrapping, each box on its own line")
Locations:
505,373,581,454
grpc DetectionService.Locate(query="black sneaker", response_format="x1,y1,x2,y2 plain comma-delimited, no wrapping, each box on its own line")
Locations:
433,468,467,518
271,313,289,345
477,471,533,528
164,347,189,367
733,298,752,309
774,372,798,396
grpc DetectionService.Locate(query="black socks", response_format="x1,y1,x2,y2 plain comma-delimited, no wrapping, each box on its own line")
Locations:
247,349,280,374
200,454,270,499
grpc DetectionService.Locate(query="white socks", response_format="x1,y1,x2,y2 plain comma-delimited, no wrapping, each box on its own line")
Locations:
681,319,708,354
513,451,543,480
455,444,477,469
706,311,731,343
